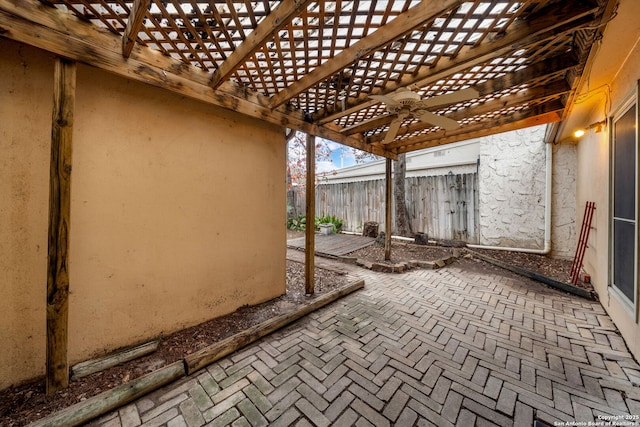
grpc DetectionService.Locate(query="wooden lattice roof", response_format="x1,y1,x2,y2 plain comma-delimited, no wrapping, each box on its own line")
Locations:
0,0,617,159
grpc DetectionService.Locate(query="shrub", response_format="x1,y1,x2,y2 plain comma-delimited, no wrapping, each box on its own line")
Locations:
318,214,343,233
287,214,344,233
287,215,307,231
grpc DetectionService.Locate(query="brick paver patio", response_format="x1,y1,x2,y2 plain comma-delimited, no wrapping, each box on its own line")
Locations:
89,257,640,426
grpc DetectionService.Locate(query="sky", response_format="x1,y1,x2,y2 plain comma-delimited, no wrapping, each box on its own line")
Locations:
289,136,360,176
318,140,358,173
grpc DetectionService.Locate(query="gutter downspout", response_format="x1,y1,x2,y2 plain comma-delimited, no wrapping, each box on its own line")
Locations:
467,141,552,255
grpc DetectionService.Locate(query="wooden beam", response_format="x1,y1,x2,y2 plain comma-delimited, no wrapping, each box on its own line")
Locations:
385,158,392,261
305,133,315,294
122,0,150,59
268,0,466,109
473,53,579,95
395,103,564,153
47,57,76,394
313,1,598,124
342,114,394,136
345,54,577,137
0,0,396,159
210,0,313,88
371,79,571,144
557,0,619,123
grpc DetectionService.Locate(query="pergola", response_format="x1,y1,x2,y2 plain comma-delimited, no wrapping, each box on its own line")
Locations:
0,0,615,392
0,0,615,153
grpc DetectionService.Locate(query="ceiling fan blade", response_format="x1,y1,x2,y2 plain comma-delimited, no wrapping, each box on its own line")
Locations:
413,87,479,109
384,116,404,144
416,110,460,131
369,94,401,107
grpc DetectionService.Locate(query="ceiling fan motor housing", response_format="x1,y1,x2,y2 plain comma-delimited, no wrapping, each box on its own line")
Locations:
391,89,421,106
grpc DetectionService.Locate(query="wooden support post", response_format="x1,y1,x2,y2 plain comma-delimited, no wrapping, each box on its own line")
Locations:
305,134,316,294
122,0,151,58
385,158,392,261
46,57,76,394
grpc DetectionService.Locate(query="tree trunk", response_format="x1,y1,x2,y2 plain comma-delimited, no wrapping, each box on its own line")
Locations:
285,141,298,220
394,153,413,237
362,221,379,238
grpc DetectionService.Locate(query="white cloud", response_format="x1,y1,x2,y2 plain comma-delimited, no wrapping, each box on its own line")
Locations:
316,160,337,174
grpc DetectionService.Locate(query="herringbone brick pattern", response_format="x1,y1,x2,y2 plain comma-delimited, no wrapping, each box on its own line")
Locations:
90,260,640,426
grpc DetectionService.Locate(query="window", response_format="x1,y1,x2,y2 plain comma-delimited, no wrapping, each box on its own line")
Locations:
611,90,638,312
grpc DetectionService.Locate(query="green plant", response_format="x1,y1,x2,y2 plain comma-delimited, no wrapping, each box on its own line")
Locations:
318,214,344,233
287,214,344,233
287,215,307,231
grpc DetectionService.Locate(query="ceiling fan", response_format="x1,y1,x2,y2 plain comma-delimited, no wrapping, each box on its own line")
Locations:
369,87,479,143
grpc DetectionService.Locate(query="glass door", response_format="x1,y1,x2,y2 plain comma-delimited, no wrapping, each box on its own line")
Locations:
611,96,637,311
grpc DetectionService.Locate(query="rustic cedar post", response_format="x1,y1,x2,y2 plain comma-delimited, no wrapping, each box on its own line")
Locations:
385,158,392,260
46,57,76,394
305,133,315,294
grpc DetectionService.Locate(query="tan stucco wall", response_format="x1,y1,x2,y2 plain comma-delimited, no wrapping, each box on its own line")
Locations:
0,41,52,390
0,38,286,389
577,7,640,359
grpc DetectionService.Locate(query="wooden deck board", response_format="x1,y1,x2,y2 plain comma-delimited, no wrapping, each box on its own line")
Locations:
287,234,375,257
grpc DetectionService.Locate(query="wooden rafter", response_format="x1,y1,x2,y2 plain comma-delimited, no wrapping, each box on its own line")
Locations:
268,0,466,109
473,53,579,95
555,0,619,124
342,53,577,136
342,114,395,136
210,0,313,89
393,101,565,153
368,79,571,144
313,0,599,125
0,0,396,159
122,0,150,59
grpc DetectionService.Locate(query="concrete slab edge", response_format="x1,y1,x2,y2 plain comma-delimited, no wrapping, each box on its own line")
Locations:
467,249,596,300
28,278,365,427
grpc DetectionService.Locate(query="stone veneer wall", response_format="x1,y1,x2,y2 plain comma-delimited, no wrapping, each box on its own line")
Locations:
478,126,577,257
551,144,577,259
478,126,547,250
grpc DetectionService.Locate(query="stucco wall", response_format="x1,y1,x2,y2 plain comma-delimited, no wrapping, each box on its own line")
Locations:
478,126,547,249
577,22,640,360
0,41,52,391
0,39,286,389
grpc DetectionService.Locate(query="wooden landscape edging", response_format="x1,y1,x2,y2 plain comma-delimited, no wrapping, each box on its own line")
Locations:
71,340,160,379
185,278,365,374
28,362,185,427
467,249,595,300
27,279,365,426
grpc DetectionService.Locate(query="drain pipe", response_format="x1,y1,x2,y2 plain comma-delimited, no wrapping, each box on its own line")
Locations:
340,230,415,242
467,141,552,255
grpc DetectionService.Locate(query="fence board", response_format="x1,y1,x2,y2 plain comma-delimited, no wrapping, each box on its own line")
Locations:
293,173,478,243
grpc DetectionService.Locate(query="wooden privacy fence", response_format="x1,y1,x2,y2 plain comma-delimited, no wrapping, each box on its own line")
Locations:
291,173,479,243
